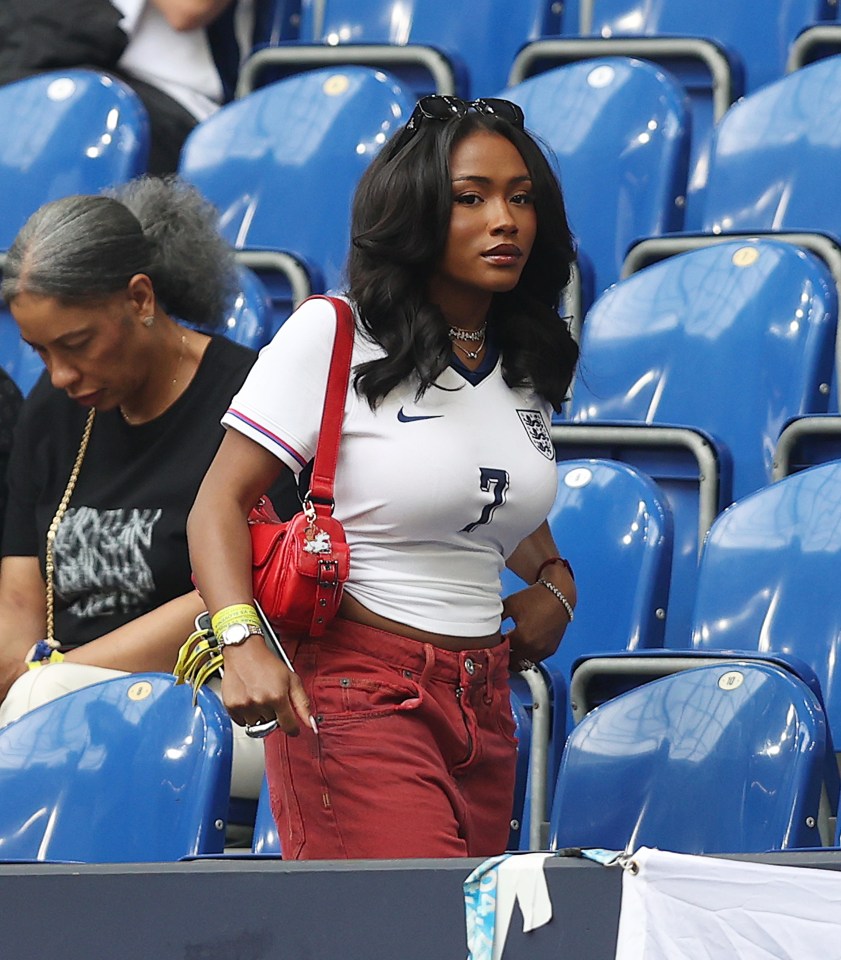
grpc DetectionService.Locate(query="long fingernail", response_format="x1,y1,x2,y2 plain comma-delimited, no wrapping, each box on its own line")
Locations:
309,715,319,735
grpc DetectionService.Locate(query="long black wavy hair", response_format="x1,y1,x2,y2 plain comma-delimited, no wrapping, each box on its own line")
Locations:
347,110,578,412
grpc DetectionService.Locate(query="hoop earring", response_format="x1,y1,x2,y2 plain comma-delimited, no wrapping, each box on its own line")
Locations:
142,315,155,328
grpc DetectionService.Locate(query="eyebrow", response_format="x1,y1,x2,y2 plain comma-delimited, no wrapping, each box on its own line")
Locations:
451,175,533,185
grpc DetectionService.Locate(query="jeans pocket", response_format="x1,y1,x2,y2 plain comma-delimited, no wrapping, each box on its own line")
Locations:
312,675,424,725
494,693,521,747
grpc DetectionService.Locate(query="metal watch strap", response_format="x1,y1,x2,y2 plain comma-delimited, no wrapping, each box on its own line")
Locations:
218,622,265,647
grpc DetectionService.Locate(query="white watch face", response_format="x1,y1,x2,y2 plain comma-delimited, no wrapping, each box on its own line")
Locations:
222,623,250,644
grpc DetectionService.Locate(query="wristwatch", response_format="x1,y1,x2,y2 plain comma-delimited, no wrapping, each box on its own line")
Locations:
218,622,264,648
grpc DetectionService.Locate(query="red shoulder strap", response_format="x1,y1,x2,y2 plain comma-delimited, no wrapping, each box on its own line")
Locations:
305,296,354,510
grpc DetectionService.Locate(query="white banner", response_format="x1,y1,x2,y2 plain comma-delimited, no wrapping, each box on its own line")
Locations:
616,847,841,960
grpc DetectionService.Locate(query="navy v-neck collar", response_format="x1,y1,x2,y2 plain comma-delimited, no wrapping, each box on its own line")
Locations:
449,342,499,386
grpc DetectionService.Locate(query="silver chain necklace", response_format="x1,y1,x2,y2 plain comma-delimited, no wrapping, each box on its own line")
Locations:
451,333,486,361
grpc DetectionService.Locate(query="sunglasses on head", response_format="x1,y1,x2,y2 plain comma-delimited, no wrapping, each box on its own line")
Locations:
404,95,525,135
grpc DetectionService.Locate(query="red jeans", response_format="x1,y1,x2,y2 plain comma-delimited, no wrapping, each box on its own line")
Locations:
263,619,517,860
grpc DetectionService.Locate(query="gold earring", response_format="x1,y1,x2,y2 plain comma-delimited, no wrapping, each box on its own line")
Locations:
142,315,155,328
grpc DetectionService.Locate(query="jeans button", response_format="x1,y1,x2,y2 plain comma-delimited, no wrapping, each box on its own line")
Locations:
464,657,475,675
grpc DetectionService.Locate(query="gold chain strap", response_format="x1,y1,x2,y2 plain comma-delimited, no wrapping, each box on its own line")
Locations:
44,408,96,647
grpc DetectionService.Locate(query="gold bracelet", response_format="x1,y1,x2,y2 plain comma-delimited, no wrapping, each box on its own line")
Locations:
537,578,575,622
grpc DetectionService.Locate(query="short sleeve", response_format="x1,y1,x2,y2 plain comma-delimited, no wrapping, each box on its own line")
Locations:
222,296,342,475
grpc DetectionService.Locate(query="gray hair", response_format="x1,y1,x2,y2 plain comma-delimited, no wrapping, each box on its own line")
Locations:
1,175,238,330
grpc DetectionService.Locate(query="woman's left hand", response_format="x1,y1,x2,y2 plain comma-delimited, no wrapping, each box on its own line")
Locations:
502,576,575,670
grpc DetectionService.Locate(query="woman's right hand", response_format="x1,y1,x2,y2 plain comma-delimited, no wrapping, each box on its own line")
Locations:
219,639,312,736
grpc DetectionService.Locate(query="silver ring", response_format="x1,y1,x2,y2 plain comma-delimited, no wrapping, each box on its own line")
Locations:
245,719,279,739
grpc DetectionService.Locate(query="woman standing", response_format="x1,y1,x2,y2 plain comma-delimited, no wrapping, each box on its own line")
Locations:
188,97,579,858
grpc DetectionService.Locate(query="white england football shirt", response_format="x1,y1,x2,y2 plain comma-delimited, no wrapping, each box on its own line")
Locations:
224,297,558,636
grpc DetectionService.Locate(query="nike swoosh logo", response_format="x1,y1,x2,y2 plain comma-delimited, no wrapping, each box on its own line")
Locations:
397,406,443,423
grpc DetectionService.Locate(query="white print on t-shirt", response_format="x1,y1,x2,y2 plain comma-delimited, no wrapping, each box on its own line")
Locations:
53,506,163,618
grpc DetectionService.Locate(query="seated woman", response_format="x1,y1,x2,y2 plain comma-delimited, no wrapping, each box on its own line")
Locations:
0,176,273,798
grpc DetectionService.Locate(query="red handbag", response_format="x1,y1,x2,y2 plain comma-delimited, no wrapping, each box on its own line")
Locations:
248,296,354,636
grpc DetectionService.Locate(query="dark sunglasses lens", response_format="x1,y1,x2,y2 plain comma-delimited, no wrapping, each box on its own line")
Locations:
475,98,524,127
418,95,465,120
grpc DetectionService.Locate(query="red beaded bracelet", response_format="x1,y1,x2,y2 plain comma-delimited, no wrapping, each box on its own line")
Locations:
536,556,574,581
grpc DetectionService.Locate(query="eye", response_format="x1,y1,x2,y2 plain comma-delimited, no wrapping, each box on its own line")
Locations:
454,193,483,206
61,336,92,353
511,191,534,205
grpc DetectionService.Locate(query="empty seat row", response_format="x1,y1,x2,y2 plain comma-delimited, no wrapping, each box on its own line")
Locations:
5,49,841,361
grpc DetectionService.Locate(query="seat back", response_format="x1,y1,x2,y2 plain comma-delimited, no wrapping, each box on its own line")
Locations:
572,239,836,501
584,0,835,94
251,0,304,50
700,55,841,237
550,661,828,854
220,263,275,349
504,57,690,300
0,307,44,396
0,69,149,249
691,460,841,760
295,0,561,98
565,239,836,646
179,66,414,327
502,459,673,738
0,674,232,863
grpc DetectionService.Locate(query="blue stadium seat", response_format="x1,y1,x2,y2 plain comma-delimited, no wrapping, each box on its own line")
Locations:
553,239,837,648
510,0,835,224
622,55,841,459
508,687,533,851
0,309,45,397
696,55,841,242
0,69,149,250
550,661,831,854
691,462,841,760
179,66,414,330
251,776,281,855
237,0,562,100
221,262,275,349
503,57,691,302
580,0,834,95
624,55,841,315
0,674,232,863
502,459,673,749
568,460,841,831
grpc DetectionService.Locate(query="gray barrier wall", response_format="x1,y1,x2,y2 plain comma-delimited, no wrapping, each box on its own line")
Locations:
2,851,840,960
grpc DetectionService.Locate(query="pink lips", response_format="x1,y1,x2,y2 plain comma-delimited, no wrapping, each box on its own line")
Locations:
71,391,102,407
482,244,522,265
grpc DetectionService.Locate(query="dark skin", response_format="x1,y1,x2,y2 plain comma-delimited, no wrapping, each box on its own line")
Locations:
186,131,576,737
0,276,209,704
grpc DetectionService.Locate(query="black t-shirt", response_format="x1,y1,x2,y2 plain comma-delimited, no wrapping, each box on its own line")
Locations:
0,369,23,544
2,336,270,648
